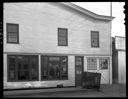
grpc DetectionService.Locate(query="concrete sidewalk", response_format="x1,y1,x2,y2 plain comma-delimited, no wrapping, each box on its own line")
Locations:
4,84,126,97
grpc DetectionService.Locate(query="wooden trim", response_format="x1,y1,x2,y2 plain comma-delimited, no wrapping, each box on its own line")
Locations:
6,23,19,44
3,52,112,56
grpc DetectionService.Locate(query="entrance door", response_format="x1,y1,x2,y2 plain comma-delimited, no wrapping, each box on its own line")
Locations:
75,56,84,86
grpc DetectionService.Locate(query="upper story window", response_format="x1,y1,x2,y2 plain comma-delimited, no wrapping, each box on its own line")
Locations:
58,28,68,46
91,31,99,48
7,23,19,43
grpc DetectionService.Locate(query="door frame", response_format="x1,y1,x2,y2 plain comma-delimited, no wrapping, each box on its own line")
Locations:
75,56,84,86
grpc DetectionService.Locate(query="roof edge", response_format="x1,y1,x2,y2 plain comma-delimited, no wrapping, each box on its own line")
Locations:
61,2,115,21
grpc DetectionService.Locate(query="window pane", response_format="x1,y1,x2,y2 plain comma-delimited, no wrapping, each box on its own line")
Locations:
61,57,68,79
76,57,82,65
87,58,97,70
8,24,18,32
48,56,60,80
8,37,17,43
31,56,38,80
99,58,109,70
58,28,67,46
8,56,16,81
48,62,60,79
41,56,48,80
91,31,99,47
17,56,29,81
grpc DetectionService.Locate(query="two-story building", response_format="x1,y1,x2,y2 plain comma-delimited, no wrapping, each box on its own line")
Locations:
4,2,114,89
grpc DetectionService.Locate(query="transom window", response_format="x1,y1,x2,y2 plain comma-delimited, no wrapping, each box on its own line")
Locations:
8,55,38,81
41,56,68,80
7,23,19,43
58,28,68,46
91,31,99,47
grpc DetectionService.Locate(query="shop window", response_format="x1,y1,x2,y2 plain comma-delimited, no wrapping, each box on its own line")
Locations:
8,55,38,81
87,58,97,70
41,56,68,80
99,58,109,70
91,31,99,47
7,23,19,43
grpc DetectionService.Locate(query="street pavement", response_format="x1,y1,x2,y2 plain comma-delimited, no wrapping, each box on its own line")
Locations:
4,84,126,97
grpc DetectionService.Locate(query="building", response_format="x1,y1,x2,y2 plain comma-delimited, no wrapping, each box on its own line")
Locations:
112,36,126,84
3,2,114,89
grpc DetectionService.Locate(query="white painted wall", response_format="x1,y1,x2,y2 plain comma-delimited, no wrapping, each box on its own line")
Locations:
118,51,126,84
4,3,112,55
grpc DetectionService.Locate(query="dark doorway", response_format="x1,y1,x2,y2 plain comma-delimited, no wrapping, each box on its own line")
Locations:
75,56,84,86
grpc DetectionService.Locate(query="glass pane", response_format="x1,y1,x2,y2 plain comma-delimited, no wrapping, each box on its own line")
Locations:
99,58,109,70
8,37,17,43
61,57,68,79
87,58,97,70
31,56,38,80
8,56,16,81
58,29,67,35
17,56,29,81
91,31,99,47
76,57,82,65
41,56,48,80
48,62,60,79
49,57,60,61
8,24,18,32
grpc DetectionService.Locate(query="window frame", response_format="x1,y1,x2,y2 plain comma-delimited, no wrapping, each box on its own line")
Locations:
6,23,19,44
91,31,99,48
58,28,68,46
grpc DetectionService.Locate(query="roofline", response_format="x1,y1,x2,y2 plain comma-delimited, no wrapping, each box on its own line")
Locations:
115,36,125,38
60,2,115,21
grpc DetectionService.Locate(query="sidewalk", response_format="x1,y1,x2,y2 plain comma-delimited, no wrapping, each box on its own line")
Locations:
4,84,126,97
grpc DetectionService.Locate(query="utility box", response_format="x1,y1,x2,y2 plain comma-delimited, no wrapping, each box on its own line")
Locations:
82,72,101,90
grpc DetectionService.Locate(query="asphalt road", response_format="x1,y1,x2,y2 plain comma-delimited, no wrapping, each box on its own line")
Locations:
4,84,126,97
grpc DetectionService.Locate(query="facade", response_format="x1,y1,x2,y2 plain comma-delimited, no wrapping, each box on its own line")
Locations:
112,36,126,84
4,2,114,89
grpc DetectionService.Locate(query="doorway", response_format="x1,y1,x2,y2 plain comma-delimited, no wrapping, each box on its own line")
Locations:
75,56,84,86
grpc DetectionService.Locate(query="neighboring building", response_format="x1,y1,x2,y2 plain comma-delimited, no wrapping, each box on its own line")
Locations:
112,36,126,84
3,2,114,89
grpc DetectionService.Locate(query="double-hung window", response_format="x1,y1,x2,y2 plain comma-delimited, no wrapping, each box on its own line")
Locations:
58,28,68,46
7,23,19,43
91,31,99,47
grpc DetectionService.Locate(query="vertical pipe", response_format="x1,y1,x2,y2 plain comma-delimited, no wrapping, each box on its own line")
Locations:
110,2,112,16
